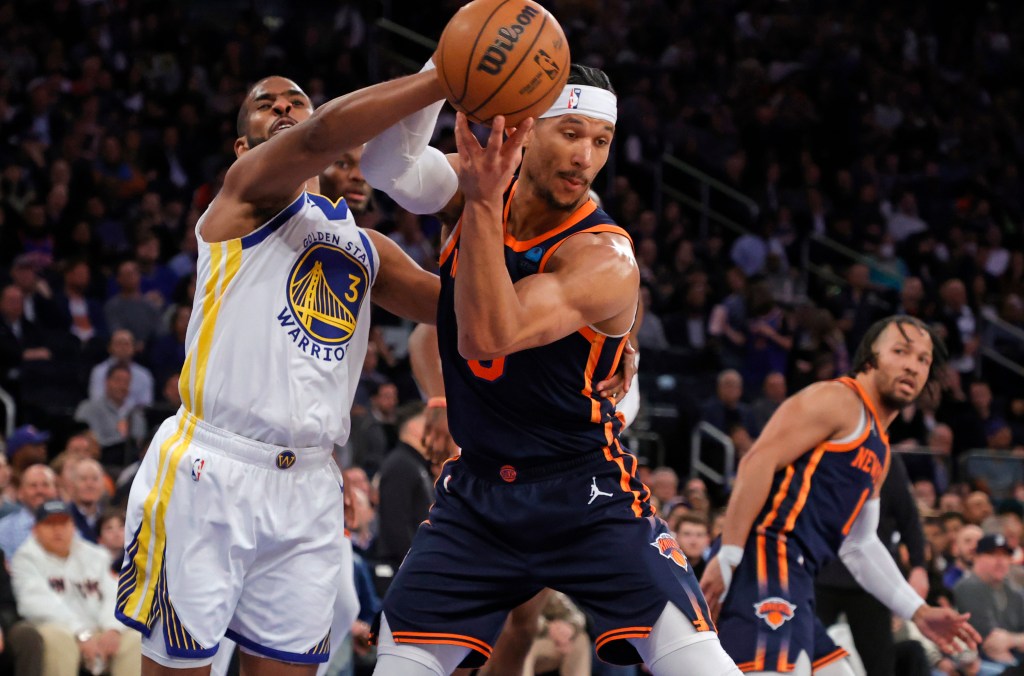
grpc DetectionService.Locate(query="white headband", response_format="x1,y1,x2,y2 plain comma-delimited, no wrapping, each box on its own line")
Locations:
539,84,617,125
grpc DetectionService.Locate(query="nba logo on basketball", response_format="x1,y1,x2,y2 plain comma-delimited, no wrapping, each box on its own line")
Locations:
753,598,797,629
650,533,688,569
567,87,582,109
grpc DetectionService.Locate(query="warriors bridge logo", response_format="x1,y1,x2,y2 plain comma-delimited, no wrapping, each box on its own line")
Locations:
277,233,371,364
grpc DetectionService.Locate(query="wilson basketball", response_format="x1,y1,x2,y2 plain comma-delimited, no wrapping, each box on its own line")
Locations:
434,0,570,125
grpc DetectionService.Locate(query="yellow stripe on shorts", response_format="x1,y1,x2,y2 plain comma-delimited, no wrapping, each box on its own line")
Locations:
122,239,242,623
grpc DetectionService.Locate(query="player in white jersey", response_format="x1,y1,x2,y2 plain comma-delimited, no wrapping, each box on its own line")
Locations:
115,72,447,676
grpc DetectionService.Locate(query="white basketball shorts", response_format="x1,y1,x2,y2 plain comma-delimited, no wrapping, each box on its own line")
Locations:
116,409,346,667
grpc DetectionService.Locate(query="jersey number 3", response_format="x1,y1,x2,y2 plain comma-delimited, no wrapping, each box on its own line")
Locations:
468,357,506,381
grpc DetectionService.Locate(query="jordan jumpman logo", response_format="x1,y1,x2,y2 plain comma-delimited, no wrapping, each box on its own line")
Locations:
589,477,614,504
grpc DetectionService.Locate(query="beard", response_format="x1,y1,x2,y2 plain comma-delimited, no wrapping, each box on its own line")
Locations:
525,166,588,213
246,133,268,149
879,388,916,411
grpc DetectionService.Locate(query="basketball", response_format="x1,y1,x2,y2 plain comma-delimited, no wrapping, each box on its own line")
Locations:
434,0,570,125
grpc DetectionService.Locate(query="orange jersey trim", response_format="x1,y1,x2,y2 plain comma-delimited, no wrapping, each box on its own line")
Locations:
779,445,827,535
536,223,633,273
391,631,492,657
836,377,890,445
595,626,652,652
438,223,461,267
581,332,608,423
759,465,796,531
813,647,850,670
842,488,871,535
500,180,600,252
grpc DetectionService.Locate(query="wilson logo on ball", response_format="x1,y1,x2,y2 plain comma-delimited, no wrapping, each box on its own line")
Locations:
476,5,540,75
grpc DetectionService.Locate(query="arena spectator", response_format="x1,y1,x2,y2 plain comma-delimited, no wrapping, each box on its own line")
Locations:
954,534,1024,670
0,285,51,398
3,425,49,480
375,402,432,574
0,548,43,676
103,260,160,348
10,500,141,676
675,514,711,579
74,363,146,457
751,371,786,432
97,509,125,575
87,329,154,413
0,464,57,560
0,454,13,517
66,458,107,544
700,369,759,437
945,524,984,591
51,258,106,349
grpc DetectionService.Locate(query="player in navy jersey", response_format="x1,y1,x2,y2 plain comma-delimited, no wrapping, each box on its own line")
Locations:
360,64,739,676
700,316,980,675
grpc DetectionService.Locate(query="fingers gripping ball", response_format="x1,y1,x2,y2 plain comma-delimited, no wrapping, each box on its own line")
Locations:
434,0,570,125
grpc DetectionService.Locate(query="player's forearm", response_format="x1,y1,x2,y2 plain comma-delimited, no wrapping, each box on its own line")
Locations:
455,199,523,360
409,324,445,398
234,71,446,205
720,451,778,548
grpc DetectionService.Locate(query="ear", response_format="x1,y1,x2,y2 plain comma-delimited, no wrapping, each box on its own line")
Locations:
234,137,249,158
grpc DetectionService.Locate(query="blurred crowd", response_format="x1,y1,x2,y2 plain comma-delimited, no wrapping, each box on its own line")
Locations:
1,0,1024,675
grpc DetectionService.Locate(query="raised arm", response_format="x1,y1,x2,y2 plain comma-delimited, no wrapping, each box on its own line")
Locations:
204,70,446,242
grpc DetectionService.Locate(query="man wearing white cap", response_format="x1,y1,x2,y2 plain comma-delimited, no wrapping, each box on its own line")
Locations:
360,64,738,676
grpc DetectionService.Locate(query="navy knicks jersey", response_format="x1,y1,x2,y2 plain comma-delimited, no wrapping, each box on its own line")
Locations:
437,180,636,471
753,376,890,575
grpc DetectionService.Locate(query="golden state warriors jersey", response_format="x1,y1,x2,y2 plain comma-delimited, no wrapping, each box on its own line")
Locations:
182,192,377,449
753,377,891,575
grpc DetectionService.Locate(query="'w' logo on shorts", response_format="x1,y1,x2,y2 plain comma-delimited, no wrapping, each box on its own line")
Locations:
754,597,797,630
276,451,297,470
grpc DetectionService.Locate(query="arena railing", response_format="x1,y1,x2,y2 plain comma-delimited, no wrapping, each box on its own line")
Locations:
0,386,14,438
958,449,1024,499
690,421,736,489
660,153,759,241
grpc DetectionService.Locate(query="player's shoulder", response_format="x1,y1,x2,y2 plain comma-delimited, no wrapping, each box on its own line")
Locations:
788,380,864,422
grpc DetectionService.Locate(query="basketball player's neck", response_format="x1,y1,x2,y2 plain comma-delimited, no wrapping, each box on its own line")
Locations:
507,182,583,240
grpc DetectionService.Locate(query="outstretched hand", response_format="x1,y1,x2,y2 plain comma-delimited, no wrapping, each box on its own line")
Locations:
454,112,534,204
912,605,981,654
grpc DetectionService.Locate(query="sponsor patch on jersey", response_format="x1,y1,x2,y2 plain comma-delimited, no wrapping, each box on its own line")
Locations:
650,532,689,569
754,597,797,630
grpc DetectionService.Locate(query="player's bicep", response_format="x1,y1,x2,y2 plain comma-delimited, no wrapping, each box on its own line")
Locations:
368,230,440,325
504,248,636,352
743,383,860,472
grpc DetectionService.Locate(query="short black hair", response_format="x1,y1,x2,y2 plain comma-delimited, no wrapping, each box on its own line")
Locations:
848,314,948,386
394,400,426,433
566,64,615,96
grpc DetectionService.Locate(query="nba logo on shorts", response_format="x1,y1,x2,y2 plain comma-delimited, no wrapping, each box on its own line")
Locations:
567,87,582,109
754,597,797,630
191,458,204,481
276,451,297,470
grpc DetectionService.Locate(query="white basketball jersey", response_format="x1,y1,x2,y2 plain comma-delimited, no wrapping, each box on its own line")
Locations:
181,191,377,449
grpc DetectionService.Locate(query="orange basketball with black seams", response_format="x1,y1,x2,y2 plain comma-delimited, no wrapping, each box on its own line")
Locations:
434,0,570,125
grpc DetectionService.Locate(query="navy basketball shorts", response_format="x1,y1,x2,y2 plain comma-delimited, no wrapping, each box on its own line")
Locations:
380,453,716,668
717,534,846,673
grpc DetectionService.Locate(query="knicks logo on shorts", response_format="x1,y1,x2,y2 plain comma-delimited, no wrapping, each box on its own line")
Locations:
754,597,797,630
286,243,369,346
276,451,296,469
650,533,688,569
